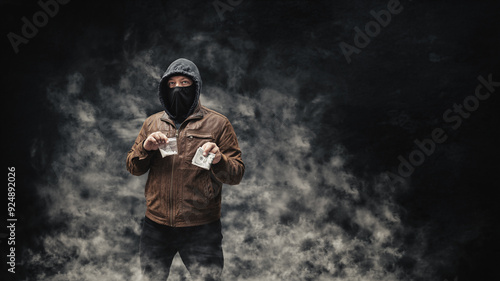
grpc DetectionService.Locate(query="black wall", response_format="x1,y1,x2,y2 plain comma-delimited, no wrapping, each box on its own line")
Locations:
2,0,499,280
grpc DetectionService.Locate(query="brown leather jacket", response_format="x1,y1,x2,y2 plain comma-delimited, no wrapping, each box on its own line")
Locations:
126,103,245,227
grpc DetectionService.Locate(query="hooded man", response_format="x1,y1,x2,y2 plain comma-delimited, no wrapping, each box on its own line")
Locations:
126,58,245,281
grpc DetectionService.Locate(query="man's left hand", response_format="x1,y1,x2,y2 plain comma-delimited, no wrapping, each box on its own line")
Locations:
202,142,222,164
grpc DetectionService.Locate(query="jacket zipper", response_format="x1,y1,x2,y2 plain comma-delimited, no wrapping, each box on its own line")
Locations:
169,128,179,226
167,114,202,226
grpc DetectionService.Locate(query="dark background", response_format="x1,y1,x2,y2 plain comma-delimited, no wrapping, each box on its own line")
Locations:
1,0,499,280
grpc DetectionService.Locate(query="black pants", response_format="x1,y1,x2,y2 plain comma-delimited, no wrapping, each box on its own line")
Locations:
140,216,224,281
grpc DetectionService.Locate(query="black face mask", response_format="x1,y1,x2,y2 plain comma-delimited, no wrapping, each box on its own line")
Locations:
164,84,197,121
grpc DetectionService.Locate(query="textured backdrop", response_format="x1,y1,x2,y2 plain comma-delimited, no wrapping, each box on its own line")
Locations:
2,0,499,280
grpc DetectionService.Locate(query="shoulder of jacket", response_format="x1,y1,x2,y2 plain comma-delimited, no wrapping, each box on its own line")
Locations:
201,106,229,123
144,111,165,125
146,111,165,120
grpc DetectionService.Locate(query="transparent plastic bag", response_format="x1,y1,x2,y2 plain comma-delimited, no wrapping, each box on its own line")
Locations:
159,137,178,158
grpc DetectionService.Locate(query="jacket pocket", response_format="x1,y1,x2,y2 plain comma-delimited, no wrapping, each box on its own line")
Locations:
186,132,214,143
182,171,213,210
184,132,215,167
204,172,218,200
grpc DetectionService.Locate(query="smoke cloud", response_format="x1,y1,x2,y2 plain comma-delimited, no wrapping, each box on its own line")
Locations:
4,0,498,280
24,33,421,280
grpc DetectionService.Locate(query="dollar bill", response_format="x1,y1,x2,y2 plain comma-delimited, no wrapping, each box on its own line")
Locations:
191,147,215,170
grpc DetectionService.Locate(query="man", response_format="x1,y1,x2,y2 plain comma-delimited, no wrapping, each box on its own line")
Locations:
126,58,245,280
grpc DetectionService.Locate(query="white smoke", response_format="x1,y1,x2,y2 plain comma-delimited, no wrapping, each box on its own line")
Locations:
27,32,433,281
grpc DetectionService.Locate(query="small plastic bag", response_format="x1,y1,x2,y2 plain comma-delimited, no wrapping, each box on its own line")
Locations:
159,137,178,158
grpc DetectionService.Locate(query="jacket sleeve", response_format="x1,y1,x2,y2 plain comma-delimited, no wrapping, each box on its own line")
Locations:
126,119,154,176
211,119,245,185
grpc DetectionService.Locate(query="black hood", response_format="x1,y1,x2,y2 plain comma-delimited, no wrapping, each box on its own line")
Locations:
158,58,202,120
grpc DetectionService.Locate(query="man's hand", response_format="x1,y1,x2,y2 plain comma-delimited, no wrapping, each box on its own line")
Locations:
202,142,222,164
143,131,168,151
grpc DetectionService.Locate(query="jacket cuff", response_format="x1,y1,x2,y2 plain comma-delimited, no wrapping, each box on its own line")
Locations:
137,140,154,160
211,153,229,182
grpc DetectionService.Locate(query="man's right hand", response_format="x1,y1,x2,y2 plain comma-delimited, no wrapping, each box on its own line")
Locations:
143,131,168,151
